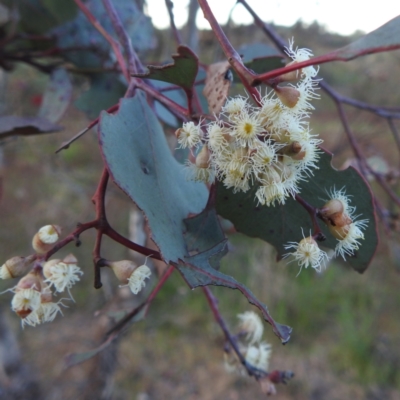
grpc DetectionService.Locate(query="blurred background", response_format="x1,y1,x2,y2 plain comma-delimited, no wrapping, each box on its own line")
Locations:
0,1,400,399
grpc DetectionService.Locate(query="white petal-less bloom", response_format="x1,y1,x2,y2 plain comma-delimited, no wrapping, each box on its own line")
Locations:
222,96,248,122
289,140,322,176
256,183,286,207
177,121,201,149
284,235,329,273
245,342,272,372
250,140,280,175
216,146,249,175
21,301,63,327
285,39,319,80
281,163,302,197
232,111,264,147
237,311,264,345
11,288,41,316
222,167,251,193
127,265,151,295
256,169,287,206
334,219,368,260
207,122,230,152
44,261,83,293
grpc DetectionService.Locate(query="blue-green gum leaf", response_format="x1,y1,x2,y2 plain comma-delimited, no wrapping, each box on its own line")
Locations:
99,94,290,341
99,94,208,263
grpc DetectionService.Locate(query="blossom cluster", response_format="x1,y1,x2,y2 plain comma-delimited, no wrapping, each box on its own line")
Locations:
177,42,369,274
224,311,272,375
177,41,320,207
1,225,83,327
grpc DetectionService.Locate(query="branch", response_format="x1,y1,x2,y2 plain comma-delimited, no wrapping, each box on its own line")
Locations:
55,104,119,154
197,0,261,104
236,0,400,119
101,0,143,74
74,0,129,81
295,195,325,241
202,286,266,379
165,0,184,45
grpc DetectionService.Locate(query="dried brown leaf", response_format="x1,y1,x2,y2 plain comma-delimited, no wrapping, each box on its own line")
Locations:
203,61,232,114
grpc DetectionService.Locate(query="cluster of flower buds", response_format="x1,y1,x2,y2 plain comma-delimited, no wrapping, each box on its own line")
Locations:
107,257,152,295
284,188,368,273
176,41,321,207
224,311,272,376
1,225,83,327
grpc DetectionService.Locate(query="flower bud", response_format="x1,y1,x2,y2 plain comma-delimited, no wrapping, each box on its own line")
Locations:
108,260,137,283
320,199,344,219
281,141,304,159
321,199,353,228
195,145,211,169
278,60,303,82
329,212,352,228
16,270,43,292
112,257,152,295
32,225,61,254
0,255,35,279
274,86,300,108
328,223,351,240
40,285,53,303
63,253,78,265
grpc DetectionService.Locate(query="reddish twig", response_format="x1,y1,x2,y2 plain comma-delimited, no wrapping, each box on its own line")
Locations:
135,80,188,121
294,195,325,241
237,0,400,119
55,103,119,153
165,0,184,46
101,0,143,75
74,0,129,81
202,286,266,379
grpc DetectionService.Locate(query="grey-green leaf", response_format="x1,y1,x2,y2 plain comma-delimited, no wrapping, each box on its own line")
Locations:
98,94,208,263
38,68,72,123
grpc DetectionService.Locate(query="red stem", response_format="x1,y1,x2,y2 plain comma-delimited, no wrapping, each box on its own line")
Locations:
102,0,143,75
294,195,325,241
197,0,261,105
55,103,119,154
74,0,129,81
135,80,188,121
